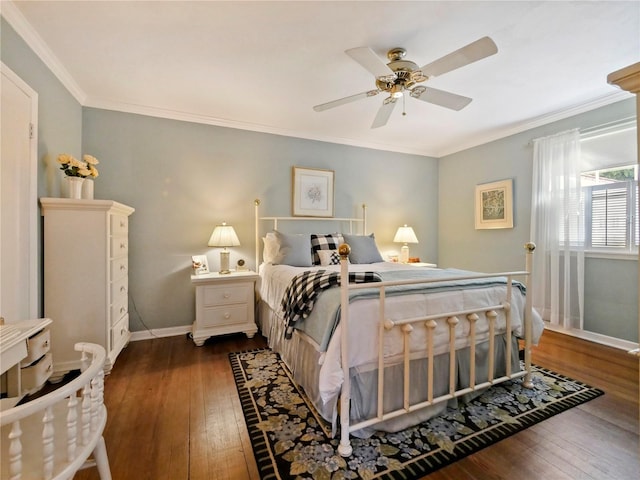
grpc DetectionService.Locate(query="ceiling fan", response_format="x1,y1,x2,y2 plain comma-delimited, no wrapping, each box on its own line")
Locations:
313,37,498,128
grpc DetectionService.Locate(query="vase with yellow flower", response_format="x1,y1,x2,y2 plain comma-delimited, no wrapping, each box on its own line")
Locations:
57,153,100,199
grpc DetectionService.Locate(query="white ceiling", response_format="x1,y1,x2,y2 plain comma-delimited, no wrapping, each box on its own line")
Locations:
5,1,639,157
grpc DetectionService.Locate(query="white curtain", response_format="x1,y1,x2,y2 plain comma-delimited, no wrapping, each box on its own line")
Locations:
530,129,584,330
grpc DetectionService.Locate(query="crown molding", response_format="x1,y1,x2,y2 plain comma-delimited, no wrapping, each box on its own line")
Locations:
434,90,633,157
1,1,86,104
84,96,433,157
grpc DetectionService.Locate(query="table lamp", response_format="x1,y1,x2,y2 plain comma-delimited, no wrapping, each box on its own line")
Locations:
393,224,418,263
208,222,240,274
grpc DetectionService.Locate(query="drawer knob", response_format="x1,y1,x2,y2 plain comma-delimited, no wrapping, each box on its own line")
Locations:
120,286,127,293
120,264,127,271
223,293,230,299
120,220,126,228
120,242,127,249
224,313,231,319
120,307,126,314
42,340,49,349
47,364,52,372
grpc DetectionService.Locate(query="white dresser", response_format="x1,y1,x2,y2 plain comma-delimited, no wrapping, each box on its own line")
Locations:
40,198,134,380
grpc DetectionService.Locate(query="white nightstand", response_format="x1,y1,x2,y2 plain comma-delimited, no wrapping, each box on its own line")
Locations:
190,270,259,346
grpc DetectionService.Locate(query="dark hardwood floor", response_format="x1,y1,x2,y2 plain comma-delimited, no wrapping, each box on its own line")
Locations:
74,329,638,480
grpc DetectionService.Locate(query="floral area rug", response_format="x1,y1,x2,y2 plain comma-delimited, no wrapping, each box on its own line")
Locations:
229,349,603,480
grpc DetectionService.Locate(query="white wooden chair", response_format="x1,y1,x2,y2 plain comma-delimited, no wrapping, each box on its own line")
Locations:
1,343,112,480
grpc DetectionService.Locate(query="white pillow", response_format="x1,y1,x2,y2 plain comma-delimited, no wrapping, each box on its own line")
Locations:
262,232,280,264
317,249,349,266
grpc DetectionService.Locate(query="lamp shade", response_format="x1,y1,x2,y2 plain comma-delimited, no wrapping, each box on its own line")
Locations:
208,222,240,247
393,225,418,244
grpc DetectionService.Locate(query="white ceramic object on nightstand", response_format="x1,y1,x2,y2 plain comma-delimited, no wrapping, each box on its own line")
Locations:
191,270,259,346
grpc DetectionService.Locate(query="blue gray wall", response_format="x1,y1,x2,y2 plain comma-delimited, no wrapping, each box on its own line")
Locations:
81,108,438,331
439,98,638,342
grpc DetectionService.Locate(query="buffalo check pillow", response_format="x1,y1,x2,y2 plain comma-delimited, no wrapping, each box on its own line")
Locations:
310,233,343,265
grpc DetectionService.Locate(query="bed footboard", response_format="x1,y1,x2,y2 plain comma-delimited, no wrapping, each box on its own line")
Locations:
336,242,536,457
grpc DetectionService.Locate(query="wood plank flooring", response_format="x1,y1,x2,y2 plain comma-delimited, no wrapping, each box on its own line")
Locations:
74,330,638,480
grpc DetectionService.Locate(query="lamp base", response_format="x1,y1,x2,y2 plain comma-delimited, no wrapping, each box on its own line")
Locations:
399,245,409,264
219,250,231,274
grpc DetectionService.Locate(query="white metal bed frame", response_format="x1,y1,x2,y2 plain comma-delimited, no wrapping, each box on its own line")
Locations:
254,199,535,457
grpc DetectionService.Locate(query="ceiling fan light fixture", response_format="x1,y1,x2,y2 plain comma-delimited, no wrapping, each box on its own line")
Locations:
392,91,403,99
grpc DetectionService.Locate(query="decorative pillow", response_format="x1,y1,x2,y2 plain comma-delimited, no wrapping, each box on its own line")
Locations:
262,232,279,264
342,233,384,264
273,230,313,267
311,233,343,265
317,249,346,266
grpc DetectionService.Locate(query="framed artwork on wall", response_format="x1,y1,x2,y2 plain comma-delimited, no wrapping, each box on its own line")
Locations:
191,255,209,275
475,179,514,229
292,166,334,217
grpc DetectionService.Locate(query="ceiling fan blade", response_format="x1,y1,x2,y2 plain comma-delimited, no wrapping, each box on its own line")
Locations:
313,90,380,112
371,98,397,129
345,47,395,80
411,86,472,111
419,36,498,78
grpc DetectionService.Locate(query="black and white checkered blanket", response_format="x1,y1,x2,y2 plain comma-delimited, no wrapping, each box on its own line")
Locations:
281,269,382,339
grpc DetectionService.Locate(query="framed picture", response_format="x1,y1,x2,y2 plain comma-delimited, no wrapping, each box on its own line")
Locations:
292,166,334,217
475,179,513,229
191,255,209,275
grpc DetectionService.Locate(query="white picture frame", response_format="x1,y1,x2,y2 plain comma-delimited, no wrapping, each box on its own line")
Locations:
191,255,209,275
292,166,334,217
475,179,514,229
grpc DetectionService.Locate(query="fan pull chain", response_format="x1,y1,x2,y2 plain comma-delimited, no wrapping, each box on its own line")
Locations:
402,93,406,116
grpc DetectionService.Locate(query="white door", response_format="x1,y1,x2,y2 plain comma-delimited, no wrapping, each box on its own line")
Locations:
0,63,38,323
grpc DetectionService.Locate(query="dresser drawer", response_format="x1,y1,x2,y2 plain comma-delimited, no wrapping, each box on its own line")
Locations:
111,214,129,236
111,295,129,325
202,283,252,307
111,257,128,281
21,328,51,367
110,235,129,258
111,315,130,351
201,304,250,328
111,276,128,302
21,352,53,392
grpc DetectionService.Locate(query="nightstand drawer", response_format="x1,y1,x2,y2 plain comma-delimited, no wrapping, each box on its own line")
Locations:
21,352,53,392
21,328,51,366
201,304,250,328
202,283,252,307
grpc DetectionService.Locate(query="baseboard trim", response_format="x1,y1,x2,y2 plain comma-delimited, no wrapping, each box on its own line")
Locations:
130,325,192,342
543,322,637,351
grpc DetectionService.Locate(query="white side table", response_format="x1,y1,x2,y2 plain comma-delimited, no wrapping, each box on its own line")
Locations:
191,270,259,346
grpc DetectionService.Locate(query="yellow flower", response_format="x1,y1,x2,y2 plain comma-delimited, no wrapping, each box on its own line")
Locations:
57,153,73,165
83,154,99,166
57,153,100,178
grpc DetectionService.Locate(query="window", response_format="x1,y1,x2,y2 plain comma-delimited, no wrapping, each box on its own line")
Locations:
582,166,637,250
580,122,637,252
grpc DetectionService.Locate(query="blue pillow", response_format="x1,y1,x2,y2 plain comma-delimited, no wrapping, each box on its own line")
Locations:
273,230,313,267
342,233,384,264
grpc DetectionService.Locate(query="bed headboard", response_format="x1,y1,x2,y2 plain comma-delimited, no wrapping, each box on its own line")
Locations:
253,199,367,269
